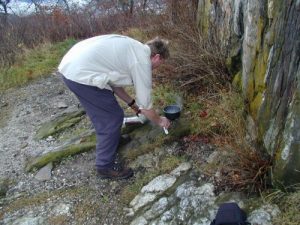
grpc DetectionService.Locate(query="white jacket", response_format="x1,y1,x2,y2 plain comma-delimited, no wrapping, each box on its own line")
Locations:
58,34,152,109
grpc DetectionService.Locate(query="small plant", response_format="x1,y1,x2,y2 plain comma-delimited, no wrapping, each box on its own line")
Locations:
216,145,272,193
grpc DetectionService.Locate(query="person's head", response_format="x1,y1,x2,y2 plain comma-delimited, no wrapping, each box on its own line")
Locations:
146,37,170,69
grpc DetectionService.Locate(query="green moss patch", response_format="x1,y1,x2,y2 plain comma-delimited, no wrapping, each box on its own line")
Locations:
120,119,190,162
0,178,10,198
250,92,263,120
35,109,85,140
25,141,96,172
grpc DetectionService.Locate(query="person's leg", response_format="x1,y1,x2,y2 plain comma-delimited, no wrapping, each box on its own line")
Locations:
62,77,126,170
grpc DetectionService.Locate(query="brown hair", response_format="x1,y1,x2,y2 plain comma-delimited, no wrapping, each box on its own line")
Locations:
146,37,170,59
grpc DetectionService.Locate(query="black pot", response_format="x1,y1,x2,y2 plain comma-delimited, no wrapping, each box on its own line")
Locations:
163,105,181,121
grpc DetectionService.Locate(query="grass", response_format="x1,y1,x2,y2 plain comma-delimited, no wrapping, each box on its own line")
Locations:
0,185,121,225
0,186,84,219
179,89,272,193
183,89,245,136
152,83,184,110
273,191,300,225
0,38,77,91
262,185,300,225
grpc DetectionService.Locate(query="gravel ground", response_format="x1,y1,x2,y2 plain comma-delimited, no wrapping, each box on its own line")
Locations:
0,73,132,224
0,73,79,179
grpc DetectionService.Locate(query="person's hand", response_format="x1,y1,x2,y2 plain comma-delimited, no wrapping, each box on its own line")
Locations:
158,116,170,129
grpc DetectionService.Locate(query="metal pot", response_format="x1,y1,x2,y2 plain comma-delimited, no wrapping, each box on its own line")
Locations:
163,105,181,120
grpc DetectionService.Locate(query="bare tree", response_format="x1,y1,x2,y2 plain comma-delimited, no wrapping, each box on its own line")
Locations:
0,0,10,15
192,0,199,20
119,0,134,15
142,0,147,11
31,0,44,13
171,0,178,24
60,0,70,12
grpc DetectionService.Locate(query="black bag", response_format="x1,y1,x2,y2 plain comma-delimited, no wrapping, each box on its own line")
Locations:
210,202,250,225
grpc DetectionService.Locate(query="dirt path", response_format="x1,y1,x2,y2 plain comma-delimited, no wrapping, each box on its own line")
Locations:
0,73,78,179
0,74,132,224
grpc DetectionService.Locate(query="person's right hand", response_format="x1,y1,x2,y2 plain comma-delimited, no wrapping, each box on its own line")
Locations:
158,116,170,129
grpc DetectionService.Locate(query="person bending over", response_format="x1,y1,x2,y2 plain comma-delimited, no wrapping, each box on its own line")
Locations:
58,34,170,179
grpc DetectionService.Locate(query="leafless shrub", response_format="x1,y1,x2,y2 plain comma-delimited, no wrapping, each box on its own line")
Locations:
0,17,27,67
216,144,272,193
146,1,231,93
0,1,167,67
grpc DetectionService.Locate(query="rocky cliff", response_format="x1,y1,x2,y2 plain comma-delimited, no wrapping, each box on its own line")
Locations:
197,0,300,186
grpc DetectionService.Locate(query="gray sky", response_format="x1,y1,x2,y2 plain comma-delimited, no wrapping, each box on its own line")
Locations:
6,0,85,15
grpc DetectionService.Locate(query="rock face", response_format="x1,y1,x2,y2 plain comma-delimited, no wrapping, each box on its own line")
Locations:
197,0,300,186
127,163,280,225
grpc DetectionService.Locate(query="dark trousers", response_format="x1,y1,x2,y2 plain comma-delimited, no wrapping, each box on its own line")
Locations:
62,76,124,169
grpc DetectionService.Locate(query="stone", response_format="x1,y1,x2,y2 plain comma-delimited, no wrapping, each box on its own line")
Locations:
248,204,280,225
170,162,192,177
159,206,177,223
56,101,68,109
124,207,135,217
141,174,177,194
130,193,157,212
206,151,219,164
130,216,147,225
52,203,71,216
10,216,45,225
35,163,53,181
144,197,169,220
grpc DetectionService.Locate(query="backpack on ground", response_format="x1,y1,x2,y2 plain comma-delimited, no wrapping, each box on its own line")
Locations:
210,202,250,225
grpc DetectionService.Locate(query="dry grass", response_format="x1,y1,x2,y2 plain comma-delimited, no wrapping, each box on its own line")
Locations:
216,146,271,193
180,89,272,193
263,185,300,225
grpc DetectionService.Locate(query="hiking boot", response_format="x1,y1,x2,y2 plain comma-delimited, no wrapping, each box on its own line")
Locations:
97,163,133,180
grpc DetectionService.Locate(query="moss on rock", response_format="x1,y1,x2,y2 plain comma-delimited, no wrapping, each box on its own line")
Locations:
0,178,10,198
120,119,190,161
232,71,242,91
25,141,96,172
250,92,263,120
197,0,212,35
35,109,85,140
